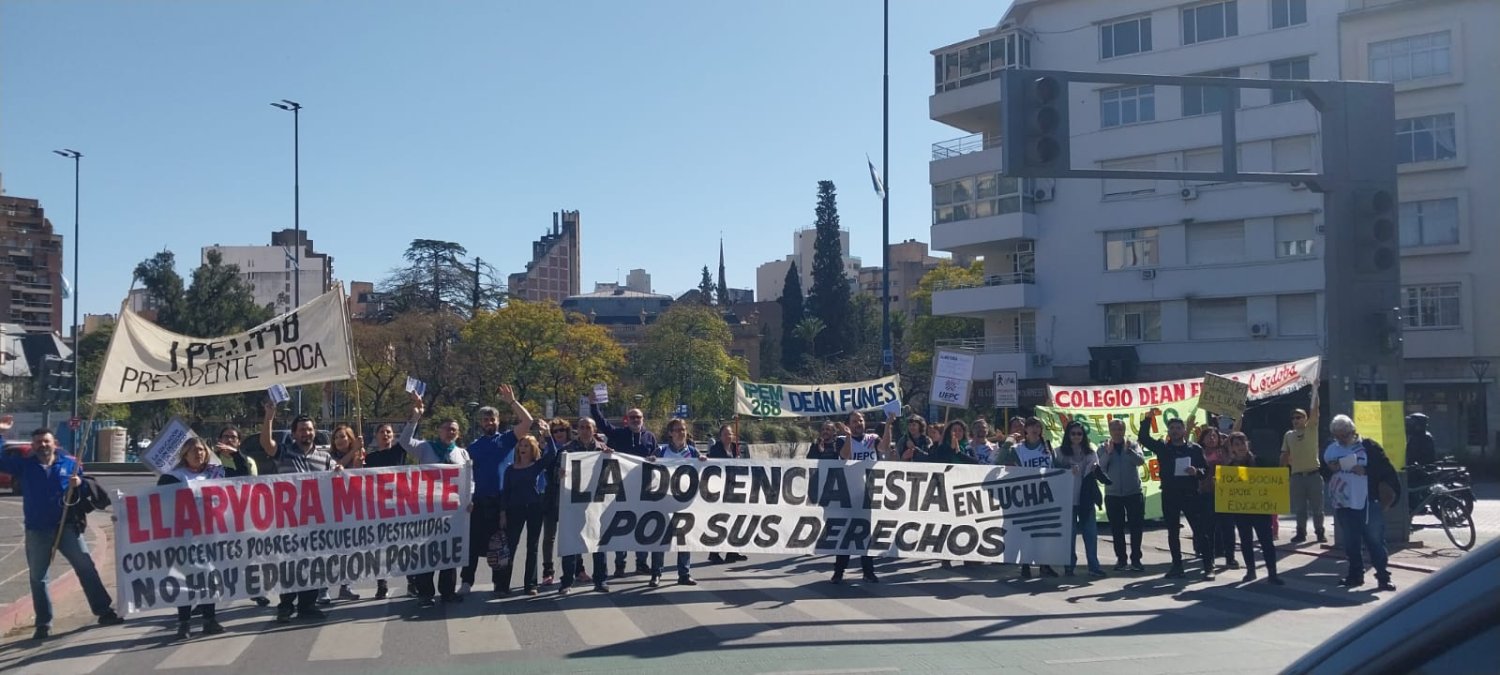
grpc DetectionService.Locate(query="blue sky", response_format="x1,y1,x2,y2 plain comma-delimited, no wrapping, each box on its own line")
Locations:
1,0,1009,320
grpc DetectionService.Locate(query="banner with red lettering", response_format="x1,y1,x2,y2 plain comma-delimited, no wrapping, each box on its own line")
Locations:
114,465,471,613
1046,357,1319,410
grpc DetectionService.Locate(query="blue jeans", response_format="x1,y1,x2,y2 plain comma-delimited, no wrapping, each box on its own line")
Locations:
26,527,115,629
1069,504,1101,572
1335,499,1389,580
651,551,692,580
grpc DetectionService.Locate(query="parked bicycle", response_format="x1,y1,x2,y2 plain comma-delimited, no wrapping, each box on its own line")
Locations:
1408,467,1475,551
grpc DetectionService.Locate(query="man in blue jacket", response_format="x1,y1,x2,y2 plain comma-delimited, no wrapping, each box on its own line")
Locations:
590,398,656,577
0,417,123,640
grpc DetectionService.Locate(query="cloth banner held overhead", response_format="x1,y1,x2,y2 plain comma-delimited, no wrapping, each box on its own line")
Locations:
734,375,901,418
558,454,1075,565
1046,357,1320,409
114,465,471,613
94,288,357,404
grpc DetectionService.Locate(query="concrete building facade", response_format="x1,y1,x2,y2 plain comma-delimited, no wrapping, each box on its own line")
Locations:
0,189,64,334
205,229,333,315
508,210,582,305
755,228,862,302
857,239,945,318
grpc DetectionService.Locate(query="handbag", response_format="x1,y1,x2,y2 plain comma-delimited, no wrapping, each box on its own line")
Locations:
486,530,511,569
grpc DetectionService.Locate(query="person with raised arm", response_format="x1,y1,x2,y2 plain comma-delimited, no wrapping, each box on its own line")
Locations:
361,422,412,600
1139,408,1211,580
589,395,656,577
459,384,532,596
1280,387,1325,544
259,399,340,623
401,392,475,606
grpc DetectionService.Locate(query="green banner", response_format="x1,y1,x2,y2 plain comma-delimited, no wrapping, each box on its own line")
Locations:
1035,396,1207,522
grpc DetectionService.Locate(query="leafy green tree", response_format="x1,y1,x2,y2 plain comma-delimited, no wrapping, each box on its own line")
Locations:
380,239,501,319
633,304,747,421
778,262,804,373
806,181,852,360
907,260,985,401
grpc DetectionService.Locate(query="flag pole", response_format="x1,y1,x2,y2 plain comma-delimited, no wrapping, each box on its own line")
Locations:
879,0,892,377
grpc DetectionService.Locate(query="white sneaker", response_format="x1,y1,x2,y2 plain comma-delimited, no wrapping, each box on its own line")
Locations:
459,582,472,595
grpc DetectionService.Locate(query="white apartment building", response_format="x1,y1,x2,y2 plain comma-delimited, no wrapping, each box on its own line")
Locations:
755,228,862,302
1340,0,1499,459
204,229,332,315
927,0,1496,454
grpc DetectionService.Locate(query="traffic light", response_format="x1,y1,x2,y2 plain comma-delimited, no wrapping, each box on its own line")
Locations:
41,354,75,407
1003,72,1071,176
1352,187,1398,275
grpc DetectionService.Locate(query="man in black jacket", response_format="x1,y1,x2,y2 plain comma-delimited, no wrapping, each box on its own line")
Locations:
590,399,656,577
1139,409,1211,580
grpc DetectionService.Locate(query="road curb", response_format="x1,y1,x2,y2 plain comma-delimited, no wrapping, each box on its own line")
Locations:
1138,536,1441,575
0,514,113,636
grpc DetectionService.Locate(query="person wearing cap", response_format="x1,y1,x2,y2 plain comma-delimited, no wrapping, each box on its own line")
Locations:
1280,388,1325,544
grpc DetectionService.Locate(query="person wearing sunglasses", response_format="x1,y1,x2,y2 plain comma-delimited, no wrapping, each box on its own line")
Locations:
1057,422,1105,578
590,396,657,577
539,418,574,587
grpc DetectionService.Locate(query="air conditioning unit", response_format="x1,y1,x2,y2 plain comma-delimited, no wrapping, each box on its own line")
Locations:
1179,187,1199,200
1290,181,1308,191
1140,269,1157,281
1031,354,1053,366
1032,185,1056,202
1250,322,1272,338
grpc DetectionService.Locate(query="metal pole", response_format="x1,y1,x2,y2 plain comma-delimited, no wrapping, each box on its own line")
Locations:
880,0,892,375
70,153,80,445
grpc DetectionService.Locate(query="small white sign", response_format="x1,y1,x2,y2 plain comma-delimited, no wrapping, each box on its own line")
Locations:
882,399,902,417
141,417,194,475
993,371,1019,408
1174,456,1193,477
267,384,291,405
404,377,427,397
544,399,555,419
579,395,591,414
592,383,609,404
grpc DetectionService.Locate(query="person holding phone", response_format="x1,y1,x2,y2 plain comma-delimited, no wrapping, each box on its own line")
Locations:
1139,409,1210,580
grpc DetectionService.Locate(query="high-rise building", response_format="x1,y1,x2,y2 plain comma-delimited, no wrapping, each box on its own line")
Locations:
625,268,652,293
508,210,581,304
0,184,64,334
926,0,1497,454
755,228,862,302
1340,0,1499,459
857,239,945,318
205,229,333,315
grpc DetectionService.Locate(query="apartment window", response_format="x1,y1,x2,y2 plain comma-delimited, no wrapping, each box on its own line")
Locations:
932,173,1030,224
1275,214,1316,257
1101,156,1157,196
1190,298,1247,339
1105,228,1159,270
1002,312,1039,352
1395,114,1457,164
1101,16,1152,59
1182,68,1239,117
1183,1,1238,45
1106,302,1162,342
1399,198,1459,248
1271,0,1307,29
1277,294,1317,336
1101,85,1155,128
1186,221,1246,265
1370,31,1451,83
934,33,1031,93
1270,57,1310,103
1403,284,1461,329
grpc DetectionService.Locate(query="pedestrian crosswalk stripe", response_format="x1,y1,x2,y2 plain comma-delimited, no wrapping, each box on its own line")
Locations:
653,583,783,640
560,596,647,646
308,613,388,661
739,575,899,634
12,621,157,675
447,604,521,654
156,631,256,669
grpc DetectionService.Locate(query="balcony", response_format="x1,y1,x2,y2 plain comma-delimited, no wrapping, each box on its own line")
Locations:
935,337,1053,380
930,30,1029,132
931,272,1038,316
930,171,1037,254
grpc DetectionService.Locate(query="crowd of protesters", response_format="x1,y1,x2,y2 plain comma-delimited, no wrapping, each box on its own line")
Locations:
0,376,1407,641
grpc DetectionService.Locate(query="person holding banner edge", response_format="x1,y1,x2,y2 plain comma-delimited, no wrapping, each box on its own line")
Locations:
157,437,229,638
0,419,124,641
707,424,751,564
1139,408,1211,581
1196,425,1239,572
260,400,340,623
401,392,475,606
830,411,891,585
998,418,1059,579
461,384,533,597
590,395,656,578
648,418,708,587
362,422,415,600
558,417,612,594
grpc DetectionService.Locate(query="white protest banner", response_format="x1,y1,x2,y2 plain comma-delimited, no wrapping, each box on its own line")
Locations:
140,417,195,475
932,350,976,408
1199,372,1250,418
1046,356,1320,409
559,454,1075,565
94,288,356,404
114,465,471,613
734,375,901,418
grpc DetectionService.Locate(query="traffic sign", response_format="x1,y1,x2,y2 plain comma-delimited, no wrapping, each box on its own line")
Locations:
69,417,81,431
993,371,1019,408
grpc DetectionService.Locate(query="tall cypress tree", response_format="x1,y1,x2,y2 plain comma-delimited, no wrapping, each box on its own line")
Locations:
805,180,852,360
779,262,805,372
697,266,716,305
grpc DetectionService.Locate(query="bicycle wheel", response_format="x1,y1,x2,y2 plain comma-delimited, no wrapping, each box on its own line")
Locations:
1436,495,1475,551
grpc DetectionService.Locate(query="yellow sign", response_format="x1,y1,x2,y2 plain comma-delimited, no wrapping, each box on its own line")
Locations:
1354,401,1407,467
1214,466,1291,514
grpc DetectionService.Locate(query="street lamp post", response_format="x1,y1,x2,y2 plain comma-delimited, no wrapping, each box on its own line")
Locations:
271,99,302,413
52,149,82,452
1472,358,1491,465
